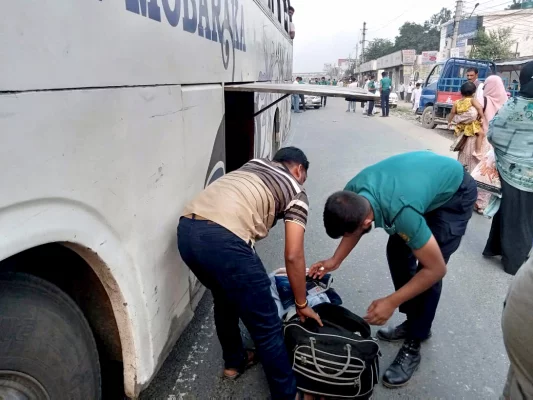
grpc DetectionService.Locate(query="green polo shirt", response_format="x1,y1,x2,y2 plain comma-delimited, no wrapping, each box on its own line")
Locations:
380,77,392,91
344,151,464,250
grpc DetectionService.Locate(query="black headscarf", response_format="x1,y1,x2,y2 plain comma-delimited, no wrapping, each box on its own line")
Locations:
519,61,533,98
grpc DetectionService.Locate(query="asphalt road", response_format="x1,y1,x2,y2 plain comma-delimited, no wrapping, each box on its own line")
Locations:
140,98,513,400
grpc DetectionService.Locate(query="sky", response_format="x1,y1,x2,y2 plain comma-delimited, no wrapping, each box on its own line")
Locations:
290,0,488,73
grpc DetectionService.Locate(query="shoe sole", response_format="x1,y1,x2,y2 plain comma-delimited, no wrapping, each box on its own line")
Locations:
376,332,432,343
381,364,419,389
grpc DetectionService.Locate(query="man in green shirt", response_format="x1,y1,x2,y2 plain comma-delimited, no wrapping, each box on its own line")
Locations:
366,75,377,116
380,71,393,117
319,76,328,107
310,151,477,388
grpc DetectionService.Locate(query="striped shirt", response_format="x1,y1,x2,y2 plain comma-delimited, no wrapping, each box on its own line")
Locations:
182,159,309,244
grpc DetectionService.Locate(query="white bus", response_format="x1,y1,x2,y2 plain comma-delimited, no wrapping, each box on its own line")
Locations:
0,2,371,398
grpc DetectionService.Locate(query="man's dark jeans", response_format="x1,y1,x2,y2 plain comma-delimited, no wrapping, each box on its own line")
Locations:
367,99,375,116
177,217,296,399
385,172,477,340
381,89,391,116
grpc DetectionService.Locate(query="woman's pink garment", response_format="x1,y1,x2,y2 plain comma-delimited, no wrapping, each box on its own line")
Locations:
476,76,508,211
482,76,508,133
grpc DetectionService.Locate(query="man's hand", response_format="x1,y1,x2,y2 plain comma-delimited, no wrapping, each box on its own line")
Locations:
296,306,323,326
309,258,340,279
364,296,397,326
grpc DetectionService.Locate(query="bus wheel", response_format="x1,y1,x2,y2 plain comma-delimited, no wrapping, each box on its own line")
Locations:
0,273,101,400
422,106,437,129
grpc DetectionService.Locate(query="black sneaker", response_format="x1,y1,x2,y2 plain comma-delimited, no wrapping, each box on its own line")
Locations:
382,339,421,388
377,321,432,343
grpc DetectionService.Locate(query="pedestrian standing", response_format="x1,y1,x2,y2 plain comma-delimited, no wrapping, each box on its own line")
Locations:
345,80,359,113
406,82,414,103
310,151,477,388
399,82,405,101
319,76,328,107
380,72,393,117
501,254,533,400
412,83,422,112
483,62,533,275
178,147,322,400
367,75,377,116
297,76,306,112
292,77,302,113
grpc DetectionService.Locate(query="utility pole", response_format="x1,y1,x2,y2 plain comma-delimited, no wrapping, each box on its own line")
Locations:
451,0,463,50
361,22,367,62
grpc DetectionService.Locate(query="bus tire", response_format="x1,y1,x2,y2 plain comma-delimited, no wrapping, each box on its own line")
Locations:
0,272,101,400
422,106,437,129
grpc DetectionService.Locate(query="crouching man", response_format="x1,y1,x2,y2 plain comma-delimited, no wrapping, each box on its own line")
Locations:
310,151,477,387
178,147,322,400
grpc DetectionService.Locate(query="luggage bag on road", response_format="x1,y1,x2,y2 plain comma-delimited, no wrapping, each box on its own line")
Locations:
284,303,380,399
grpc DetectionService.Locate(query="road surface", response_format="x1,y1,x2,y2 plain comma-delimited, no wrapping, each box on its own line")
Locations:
140,98,513,400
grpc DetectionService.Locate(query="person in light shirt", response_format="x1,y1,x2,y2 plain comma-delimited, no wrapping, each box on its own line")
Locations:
412,83,422,112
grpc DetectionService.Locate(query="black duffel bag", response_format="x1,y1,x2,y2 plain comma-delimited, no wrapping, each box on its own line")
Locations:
284,303,380,399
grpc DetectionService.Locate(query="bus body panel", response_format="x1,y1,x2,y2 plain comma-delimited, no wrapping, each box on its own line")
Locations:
1,0,292,91
0,83,224,394
1,0,293,397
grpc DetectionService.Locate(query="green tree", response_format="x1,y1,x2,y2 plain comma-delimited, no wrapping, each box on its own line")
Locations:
427,7,453,29
394,22,440,53
362,38,395,61
506,0,522,9
470,27,514,60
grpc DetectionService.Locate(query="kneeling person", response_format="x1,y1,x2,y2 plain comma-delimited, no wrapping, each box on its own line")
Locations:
178,147,321,400
310,151,477,387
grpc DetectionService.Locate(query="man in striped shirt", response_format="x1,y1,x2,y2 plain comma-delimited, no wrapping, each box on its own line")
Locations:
177,147,321,400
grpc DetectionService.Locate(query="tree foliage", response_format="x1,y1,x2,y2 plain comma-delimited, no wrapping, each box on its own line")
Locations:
362,39,395,62
470,27,514,60
361,7,452,61
506,0,522,10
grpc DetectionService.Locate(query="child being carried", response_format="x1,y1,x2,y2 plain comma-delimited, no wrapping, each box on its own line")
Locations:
448,81,486,156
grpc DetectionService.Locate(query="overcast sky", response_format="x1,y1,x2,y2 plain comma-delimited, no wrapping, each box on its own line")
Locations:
290,0,474,72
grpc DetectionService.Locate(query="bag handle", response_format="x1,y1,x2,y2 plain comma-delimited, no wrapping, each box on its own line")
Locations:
309,337,352,378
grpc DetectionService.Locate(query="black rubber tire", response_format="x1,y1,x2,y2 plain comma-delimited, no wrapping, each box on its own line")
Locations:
0,273,101,399
314,106,320,109
422,106,437,129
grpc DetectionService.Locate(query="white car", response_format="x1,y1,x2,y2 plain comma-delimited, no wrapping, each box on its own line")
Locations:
299,95,322,109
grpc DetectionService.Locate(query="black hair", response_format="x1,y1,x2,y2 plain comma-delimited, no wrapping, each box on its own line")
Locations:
370,75,375,79
382,72,388,77
273,146,309,171
321,77,325,79
323,191,369,239
461,81,476,96
289,6,295,12
467,67,479,74
416,83,421,88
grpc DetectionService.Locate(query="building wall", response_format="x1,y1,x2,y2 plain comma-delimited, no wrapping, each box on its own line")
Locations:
482,10,533,57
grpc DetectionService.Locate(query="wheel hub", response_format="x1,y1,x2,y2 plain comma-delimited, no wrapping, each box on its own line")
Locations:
0,371,50,400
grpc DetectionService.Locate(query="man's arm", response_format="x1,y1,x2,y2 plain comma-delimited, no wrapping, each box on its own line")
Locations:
284,221,307,305
285,221,323,325
309,232,361,279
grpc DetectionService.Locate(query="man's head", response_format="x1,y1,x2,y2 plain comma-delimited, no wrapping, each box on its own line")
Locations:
288,6,294,17
382,72,388,78
273,146,309,185
370,75,375,80
466,67,479,82
323,191,373,239
461,81,477,97
321,77,326,81
416,83,421,88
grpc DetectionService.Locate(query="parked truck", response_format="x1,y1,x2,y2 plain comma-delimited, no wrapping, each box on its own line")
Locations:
416,58,495,129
